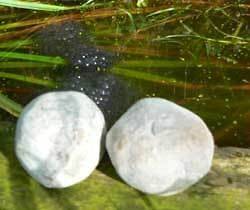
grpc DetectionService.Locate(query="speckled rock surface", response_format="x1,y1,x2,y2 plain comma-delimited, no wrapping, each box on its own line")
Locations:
15,91,106,188
106,97,214,196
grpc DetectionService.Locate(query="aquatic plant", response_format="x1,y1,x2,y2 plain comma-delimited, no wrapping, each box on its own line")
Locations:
0,1,250,210
0,0,249,146
0,0,95,11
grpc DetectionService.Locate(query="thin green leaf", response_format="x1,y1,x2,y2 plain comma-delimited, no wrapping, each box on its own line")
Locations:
147,5,194,17
0,20,38,31
153,34,249,45
0,61,56,69
0,40,32,48
0,0,94,11
0,72,57,88
110,67,199,88
117,59,247,70
117,59,190,69
0,0,71,11
0,92,22,117
119,9,136,32
0,51,66,65
0,13,18,20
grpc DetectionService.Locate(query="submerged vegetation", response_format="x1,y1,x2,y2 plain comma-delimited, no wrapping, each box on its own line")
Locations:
0,0,249,146
0,2,249,210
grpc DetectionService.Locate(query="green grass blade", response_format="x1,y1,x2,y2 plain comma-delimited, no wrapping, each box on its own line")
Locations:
117,59,191,69
0,20,39,31
0,51,66,65
0,61,56,69
0,0,94,11
0,0,71,11
0,92,22,117
0,13,18,20
119,9,136,32
117,59,247,70
110,67,199,88
153,34,249,45
0,72,57,88
0,40,32,48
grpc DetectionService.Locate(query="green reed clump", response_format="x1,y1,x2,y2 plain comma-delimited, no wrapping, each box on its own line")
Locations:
0,0,249,117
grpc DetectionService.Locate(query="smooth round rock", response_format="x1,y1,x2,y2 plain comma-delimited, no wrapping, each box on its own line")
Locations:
106,98,214,196
15,91,106,188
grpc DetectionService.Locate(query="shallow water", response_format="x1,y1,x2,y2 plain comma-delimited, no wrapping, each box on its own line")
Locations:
0,1,249,147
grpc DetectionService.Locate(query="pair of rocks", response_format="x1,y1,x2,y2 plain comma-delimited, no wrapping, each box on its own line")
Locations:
15,91,214,196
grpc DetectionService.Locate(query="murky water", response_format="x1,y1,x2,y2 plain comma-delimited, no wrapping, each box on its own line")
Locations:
0,1,249,147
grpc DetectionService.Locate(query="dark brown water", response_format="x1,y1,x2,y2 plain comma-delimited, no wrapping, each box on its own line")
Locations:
0,1,249,147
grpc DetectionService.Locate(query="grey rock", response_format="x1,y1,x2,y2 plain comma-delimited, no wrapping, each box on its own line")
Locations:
106,98,214,196
15,91,106,188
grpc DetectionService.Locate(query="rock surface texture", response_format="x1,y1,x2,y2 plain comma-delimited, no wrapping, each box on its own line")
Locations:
106,97,214,196
15,91,106,188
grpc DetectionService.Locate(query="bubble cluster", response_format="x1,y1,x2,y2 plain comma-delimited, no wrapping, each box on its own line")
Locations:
63,72,136,126
36,21,115,72
37,21,89,48
35,20,136,126
64,45,114,72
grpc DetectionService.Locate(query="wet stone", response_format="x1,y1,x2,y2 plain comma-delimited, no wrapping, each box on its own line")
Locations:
106,98,214,196
15,91,106,188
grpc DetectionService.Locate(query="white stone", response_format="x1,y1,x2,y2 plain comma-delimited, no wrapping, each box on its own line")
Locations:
15,91,106,188
106,98,214,196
